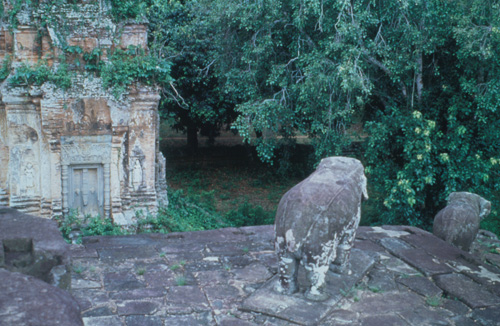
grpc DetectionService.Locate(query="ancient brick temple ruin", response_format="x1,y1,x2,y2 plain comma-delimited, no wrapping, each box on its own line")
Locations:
0,1,167,224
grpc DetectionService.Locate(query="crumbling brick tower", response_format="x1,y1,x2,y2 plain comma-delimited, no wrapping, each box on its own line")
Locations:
0,0,167,224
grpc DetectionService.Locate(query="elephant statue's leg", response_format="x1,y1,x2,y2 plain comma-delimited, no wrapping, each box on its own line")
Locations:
331,238,354,274
303,240,337,301
332,213,359,274
304,261,330,301
277,253,299,294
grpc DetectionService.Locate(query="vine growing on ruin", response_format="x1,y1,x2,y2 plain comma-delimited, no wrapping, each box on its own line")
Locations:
2,0,171,99
109,0,147,21
0,55,11,81
100,46,172,98
9,61,72,90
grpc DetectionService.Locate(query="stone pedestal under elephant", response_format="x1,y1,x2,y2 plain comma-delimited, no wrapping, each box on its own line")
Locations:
274,156,368,301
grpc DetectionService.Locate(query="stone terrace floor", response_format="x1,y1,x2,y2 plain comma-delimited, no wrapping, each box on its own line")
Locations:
69,225,500,326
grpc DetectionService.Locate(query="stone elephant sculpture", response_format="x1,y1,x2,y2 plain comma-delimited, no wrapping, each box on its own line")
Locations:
274,156,368,301
433,192,491,251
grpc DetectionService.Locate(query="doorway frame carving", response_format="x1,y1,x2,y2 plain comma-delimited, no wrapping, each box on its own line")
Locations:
61,135,111,218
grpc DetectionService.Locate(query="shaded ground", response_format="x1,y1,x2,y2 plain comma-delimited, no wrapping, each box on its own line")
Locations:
166,164,301,213
161,127,309,216
70,225,500,326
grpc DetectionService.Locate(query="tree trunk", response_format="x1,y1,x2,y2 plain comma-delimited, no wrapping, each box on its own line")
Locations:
187,125,198,150
416,52,423,106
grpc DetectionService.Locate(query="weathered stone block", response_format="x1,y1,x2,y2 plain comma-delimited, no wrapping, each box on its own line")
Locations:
471,306,500,326
0,269,83,326
0,207,71,289
434,273,500,308
396,275,443,297
359,314,410,326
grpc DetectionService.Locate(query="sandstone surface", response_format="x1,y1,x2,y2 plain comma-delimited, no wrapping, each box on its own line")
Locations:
0,206,71,289
0,268,83,326
69,225,500,325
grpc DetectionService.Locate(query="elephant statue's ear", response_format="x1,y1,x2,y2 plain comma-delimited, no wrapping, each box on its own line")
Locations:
479,198,491,219
361,175,369,200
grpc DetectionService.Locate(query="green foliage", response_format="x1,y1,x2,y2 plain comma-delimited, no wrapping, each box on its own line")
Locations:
481,208,500,237
224,201,275,227
3,1,172,100
175,275,186,286
368,285,382,294
110,0,147,21
56,210,125,243
72,265,85,274
1,0,25,30
137,189,228,233
148,0,238,147
136,186,277,234
55,209,80,243
9,62,51,86
176,0,499,231
82,48,104,72
2,0,146,27
7,46,170,98
101,47,172,98
0,55,11,81
9,61,72,90
361,0,500,228
81,216,125,237
426,295,444,307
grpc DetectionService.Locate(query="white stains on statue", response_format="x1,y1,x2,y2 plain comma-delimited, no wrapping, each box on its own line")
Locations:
275,236,285,253
305,263,330,296
305,236,339,295
285,229,296,252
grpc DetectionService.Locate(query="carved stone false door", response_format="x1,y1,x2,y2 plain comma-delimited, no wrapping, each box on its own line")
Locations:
69,165,104,217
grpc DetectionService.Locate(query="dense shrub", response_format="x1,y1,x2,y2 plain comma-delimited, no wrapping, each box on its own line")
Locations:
224,201,275,227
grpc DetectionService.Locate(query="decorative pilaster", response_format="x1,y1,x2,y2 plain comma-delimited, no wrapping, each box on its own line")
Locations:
104,163,111,218
61,164,69,216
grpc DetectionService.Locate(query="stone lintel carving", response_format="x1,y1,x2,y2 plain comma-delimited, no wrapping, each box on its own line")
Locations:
61,135,112,165
274,156,368,301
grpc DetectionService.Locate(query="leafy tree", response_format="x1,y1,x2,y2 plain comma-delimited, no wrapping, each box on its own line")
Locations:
147,0,238,149
200,0,499,229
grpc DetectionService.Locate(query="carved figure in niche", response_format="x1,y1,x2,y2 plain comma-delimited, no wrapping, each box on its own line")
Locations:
131,159,143,191
22,163,36,196
12,125,38,144
433,192,491,251
274,157,368,301
80,115,91,130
